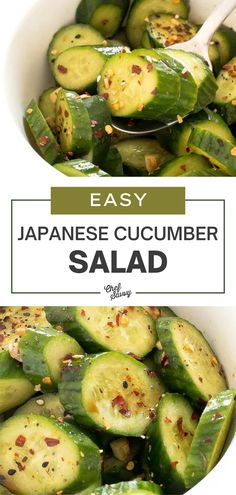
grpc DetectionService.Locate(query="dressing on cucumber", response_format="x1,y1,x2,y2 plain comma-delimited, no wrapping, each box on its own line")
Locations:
142,14,197,49
184,389,236,488
0,306,47,353
189,127,236,175
0,415,101,495
154,317,227,404
147,393,198,494
19,327,84,391
59,352,164,436
45,306,157,357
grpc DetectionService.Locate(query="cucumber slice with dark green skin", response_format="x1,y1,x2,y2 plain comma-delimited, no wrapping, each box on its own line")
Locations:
126,0,189,48
76,0,129,37
38,87,60,133
14,393,65,419
147,393,198,494
208,40,221,76
45,306,157,357
19,327,84,391
53,46,107,93
56,89,92,156
162,49,217,112
0,414,101,495
189,127,236,176
59,352,164,436
0,352,34,414
136,48,196,119
170,108,235,156
213,26,236,66
156,154,212,177
94,481,163,495
98,52,180,120
25,100,64,165
103,456,141,483
102,147,124,176
143,14,197,49
184,389,236,488
82,96,113,166
48,23,104,68
144,307,177,319
154,317,227,404
115,138,172,176
0,306,48,353
180,168,228,177
214,57,236,125
54,159,110,177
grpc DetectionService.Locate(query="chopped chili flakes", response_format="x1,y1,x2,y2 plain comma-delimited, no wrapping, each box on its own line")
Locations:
151,88,158,96
39,136,49,147
116,313,121,326
211,411,223,421
171,461,179,469
0,335,4,343
80,309,86,317
101,19,109,25
160,352,170,367
44,437,60,447
15,435,26,447
95,129,103,139
164,416,172,424
147,63,153,72
191,411,199,421
119,408,132,417
146,369,157,378
101,93,109,100
112,395,126,408
132,65,142,75
176,417,188,439
149,409,156,420
16,462,25,472
57,65,68,74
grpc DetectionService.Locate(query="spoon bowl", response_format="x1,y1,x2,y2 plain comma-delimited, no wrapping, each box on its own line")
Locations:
112,0,236,136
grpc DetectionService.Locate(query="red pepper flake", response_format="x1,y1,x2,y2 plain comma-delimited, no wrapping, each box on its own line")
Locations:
0,335,5,343
151,88,158,96
137,401,145,407
101,93,109,100
80,309,86,317
198,376,203,383
101,19,109,25
119,408,132,417
146,369,157,378
128,352,141,360
112,395,126,408
132,390,140,396
147,63,153,72
107,321,114,328
171,461,179,469
164,416,172,424
132,65,142,75
204,437,212,443
57,65,68,74
149,409,156,420
15,435,26,447
95,129,103,139
64,110,69,118
39,135,49,147
0,323,6,331
22,456,28,463
127,120,135,128
160,353,170,367
191,411,199,421
29,449,35,455
211,411,223,422
116,313,121,326
44,438,60,447
176,417,188,439
16,462,25,472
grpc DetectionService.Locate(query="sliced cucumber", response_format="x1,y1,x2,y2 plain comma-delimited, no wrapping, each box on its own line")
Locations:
180,168,228,177
98,52,179,120
170,108,235,156
56,89,92,156
48,23,104,67
76,0,129,37
144,307,177,319
135,48,197,119
54,159,110,177
189,127,236,176
102,147,124,176
214,57,236,125
25,100,64,165
19,327,84,391
103,456,141,483
53,46,106,93
115,138,172,175
162,49,217,112
94,481,163,495
184,389,236,488
0,414,101,495
46,306,157,357
82,95,113,166
154,317,227,404
208,40,221,76
0,352,34,414
213,26,236,66
38,87,60,132
147,393,198,494
126,0,189,48
156,153,212,177
59,352,164,436
0,306,48,354
14,393,65,419
143,14,197,49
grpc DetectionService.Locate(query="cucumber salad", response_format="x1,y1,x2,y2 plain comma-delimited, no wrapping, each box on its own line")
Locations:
0,306,235,495
24,0,236,177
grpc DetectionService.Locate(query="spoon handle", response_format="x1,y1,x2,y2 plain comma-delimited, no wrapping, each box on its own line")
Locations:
195,0,236,45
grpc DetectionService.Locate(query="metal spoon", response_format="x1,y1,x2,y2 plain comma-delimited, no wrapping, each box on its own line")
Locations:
112,0,236,136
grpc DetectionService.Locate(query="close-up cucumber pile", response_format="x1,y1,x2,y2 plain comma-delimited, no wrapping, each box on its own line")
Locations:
24,0,236,177
0,306,235,495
